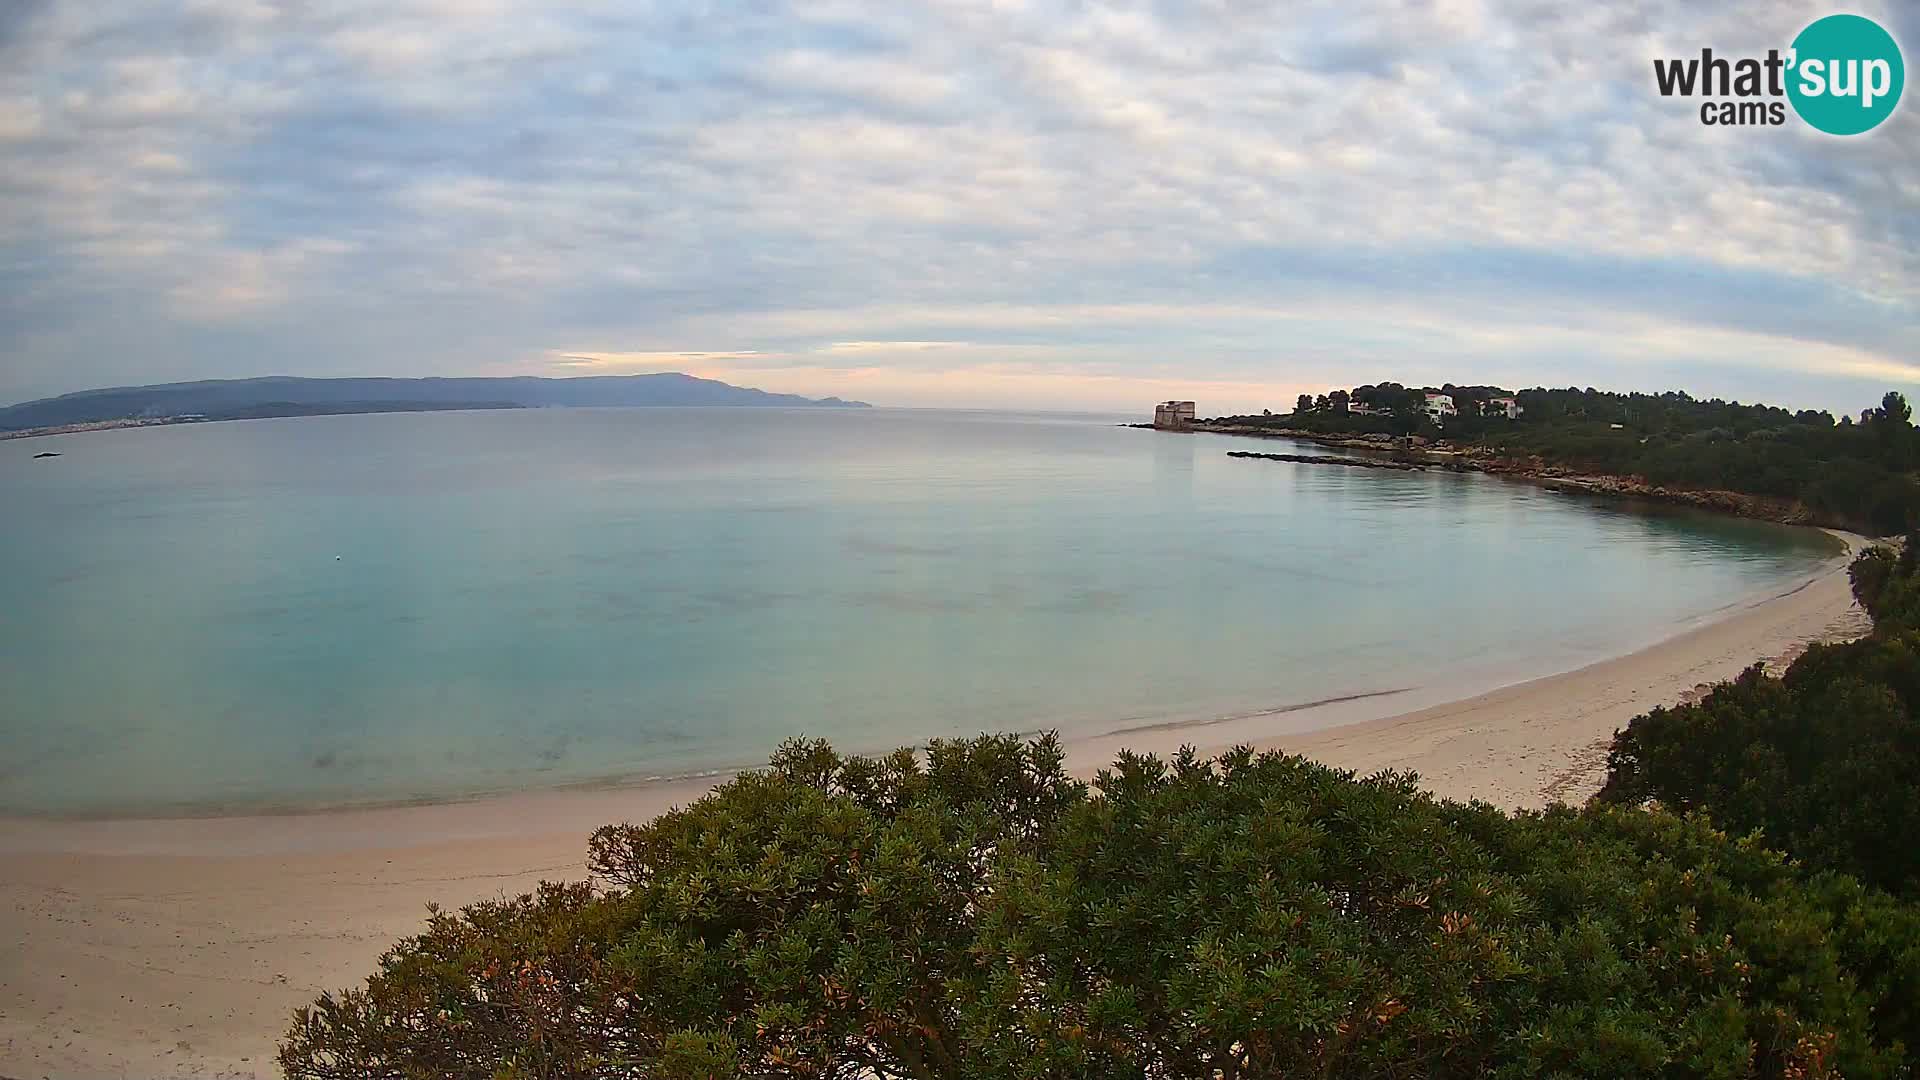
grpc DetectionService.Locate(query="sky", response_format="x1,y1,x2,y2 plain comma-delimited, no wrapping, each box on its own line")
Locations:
1,0,1915,417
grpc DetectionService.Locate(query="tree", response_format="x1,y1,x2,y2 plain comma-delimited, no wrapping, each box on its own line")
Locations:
1295,393,1313,415
1872,391,1913,471
1880,392,1912,429
1328,389,1350,415
285,737,1920,1079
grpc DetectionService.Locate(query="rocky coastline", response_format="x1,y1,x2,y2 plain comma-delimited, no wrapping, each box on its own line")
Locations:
1143,420,1838,532
1226,449,1426,471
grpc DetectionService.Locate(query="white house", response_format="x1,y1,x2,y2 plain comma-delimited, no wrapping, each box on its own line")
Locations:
1486,395,1523,419
1422,393,1457,424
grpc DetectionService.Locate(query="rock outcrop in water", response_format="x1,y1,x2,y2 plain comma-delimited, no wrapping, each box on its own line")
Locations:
1226,450,1426,471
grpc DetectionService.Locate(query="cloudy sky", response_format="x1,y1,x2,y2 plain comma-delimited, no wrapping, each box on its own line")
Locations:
1,0,1914,415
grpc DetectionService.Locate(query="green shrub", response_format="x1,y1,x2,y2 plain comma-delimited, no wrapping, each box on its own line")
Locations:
284,736,1920,1079
1600,544,1920,899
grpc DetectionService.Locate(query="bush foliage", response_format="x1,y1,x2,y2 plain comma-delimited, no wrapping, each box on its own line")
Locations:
284,735,1920,1078
1600,539,1920,899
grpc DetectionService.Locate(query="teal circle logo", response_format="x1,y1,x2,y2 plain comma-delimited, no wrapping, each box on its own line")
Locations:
1787,14,1904,135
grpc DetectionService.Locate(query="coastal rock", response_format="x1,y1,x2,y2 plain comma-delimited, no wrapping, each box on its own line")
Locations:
1227,450,1425,471
33,451,59,458
1529,474,1815,525
1164,421,1835,529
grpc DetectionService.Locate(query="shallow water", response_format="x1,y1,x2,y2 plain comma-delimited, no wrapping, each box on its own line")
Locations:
0,407,1836,816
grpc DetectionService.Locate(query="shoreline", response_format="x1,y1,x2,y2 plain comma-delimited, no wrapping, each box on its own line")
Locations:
1262,536,1868,808
0,556,1834,830
0,566,1829,834
0,533,1872,1078
1154,421,1843,531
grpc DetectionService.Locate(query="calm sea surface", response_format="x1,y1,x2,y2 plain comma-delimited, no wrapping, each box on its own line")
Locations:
0,407,1836,816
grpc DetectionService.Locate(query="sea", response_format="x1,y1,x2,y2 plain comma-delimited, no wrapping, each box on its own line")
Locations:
0,407,1838,817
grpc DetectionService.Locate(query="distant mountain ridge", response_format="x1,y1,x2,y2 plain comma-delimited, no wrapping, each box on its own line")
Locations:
0,373,869,431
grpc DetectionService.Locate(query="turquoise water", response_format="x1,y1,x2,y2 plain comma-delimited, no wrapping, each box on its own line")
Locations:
0,408,1836,816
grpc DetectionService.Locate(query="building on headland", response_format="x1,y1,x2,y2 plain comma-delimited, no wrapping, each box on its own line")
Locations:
1422,393,1457,424
1153,401,1196,430
1347,402,1391,417
1485,396,1523,419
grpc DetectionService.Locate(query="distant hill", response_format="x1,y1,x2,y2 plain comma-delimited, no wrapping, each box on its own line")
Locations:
0,373,869,432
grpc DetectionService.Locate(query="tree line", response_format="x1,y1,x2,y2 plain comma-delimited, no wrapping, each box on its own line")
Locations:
1238,385,1920,535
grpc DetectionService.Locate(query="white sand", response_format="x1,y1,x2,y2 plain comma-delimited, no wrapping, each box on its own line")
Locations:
0,533,1871,1079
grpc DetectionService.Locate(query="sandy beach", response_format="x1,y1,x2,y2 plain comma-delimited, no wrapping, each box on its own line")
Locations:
0,532,1871,1079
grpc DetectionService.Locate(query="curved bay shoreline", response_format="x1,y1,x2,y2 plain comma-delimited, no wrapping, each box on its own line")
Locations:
1162,421,1842,529
0,532,1873,1079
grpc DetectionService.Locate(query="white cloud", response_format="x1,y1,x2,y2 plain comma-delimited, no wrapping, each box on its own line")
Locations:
0,0,1914,410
